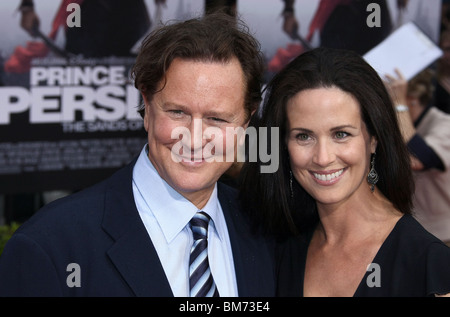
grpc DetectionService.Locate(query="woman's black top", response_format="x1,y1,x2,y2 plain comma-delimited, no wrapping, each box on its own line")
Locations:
276,215,450,297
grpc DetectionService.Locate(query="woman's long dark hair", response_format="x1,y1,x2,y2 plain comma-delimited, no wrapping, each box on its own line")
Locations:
239,47,415,238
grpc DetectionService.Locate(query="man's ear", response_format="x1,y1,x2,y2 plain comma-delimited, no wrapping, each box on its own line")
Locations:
238,109,257,146
141,92,150,132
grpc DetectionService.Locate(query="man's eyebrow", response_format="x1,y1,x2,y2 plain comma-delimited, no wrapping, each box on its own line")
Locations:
204,110,236,119
161,102,237,118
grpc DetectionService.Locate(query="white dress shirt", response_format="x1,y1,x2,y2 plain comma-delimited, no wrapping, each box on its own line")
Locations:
132,145,238,296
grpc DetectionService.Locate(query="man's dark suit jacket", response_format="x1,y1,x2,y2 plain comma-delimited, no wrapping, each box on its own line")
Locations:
0,160,275,296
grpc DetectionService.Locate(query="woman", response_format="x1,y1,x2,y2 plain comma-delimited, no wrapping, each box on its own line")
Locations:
240,47,450,296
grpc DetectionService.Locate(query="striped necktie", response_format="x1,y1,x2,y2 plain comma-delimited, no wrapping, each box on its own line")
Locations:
189,211,219,297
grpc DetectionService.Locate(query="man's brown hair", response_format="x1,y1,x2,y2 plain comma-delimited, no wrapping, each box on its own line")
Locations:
131,12,264,120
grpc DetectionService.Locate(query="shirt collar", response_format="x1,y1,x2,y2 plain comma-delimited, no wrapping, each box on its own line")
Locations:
133,145,224,243
414,105,432,127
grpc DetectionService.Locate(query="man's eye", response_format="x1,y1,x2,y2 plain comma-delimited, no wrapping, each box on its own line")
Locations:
212,117,225,122
169,110,184,115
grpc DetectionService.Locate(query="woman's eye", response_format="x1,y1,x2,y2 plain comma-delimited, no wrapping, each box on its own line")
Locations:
335,131,349,139
296,133,310,141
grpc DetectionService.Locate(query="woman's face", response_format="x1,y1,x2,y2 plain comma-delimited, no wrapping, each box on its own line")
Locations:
286,87,377,208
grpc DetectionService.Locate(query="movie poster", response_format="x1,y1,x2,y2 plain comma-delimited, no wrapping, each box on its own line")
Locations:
0,0,203,193
0,0,442,194
239,0,442,77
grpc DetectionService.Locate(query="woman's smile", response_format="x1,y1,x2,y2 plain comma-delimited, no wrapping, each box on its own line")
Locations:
310,168,346,185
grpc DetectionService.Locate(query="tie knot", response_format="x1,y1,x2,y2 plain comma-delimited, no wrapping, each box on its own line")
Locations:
189,211,210,241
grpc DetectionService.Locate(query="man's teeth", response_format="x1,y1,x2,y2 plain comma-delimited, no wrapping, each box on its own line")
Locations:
313,169,344,181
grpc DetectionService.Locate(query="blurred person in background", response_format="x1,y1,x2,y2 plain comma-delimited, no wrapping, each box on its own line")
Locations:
435,29,450,114
281,0,393,55
386,68,450,246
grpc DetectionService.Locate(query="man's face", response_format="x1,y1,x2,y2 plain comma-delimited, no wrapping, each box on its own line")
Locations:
143,57,249,208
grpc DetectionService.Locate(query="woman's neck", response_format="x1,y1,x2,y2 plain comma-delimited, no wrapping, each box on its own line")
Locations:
315,188,402,246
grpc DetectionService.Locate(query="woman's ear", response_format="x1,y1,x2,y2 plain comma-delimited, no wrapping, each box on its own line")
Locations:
243,109,257,129
370,136,378,154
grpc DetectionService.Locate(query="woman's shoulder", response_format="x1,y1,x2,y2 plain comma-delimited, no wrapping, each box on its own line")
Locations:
395,214,448,246
358,214,450,296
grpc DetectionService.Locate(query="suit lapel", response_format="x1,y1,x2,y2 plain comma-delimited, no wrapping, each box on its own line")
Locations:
218,183,273,297
100,162,273,297
102,160,173,297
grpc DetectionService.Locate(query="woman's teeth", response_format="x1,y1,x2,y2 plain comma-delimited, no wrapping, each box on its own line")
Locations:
313,169,344,181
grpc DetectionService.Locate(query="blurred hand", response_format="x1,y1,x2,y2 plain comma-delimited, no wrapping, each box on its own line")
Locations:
283,12,299,40
384,69,408,105
20,9,40,37
410,155,424,171
385,69,416,143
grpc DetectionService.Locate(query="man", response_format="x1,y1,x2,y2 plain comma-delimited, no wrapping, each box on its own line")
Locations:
0,13,275,297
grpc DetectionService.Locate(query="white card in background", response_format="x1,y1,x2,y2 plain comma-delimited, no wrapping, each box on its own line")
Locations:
363,22,443,81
